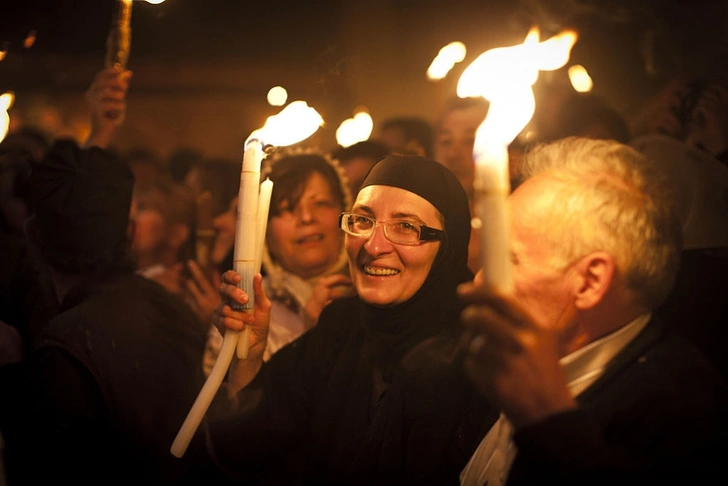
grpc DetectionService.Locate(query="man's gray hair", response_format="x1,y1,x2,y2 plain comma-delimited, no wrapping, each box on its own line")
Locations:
518,136,682,309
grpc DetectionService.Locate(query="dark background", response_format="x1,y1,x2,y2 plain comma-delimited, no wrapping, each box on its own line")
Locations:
1,0,726,159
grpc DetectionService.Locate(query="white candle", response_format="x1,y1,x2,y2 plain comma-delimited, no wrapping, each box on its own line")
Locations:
458,28,576,292
232,140,264,313
473,142,513,291
254,178,274,275
171,100,325,459
170,328,238,458
170,140,266,458
237,177,274,359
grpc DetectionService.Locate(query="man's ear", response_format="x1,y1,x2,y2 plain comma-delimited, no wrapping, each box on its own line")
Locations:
573,251,615,310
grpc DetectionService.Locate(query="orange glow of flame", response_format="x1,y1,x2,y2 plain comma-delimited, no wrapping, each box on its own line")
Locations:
457,26,577,147
336,110,373,147
1,92,15,143
247,100,324,147
23,30,37,48
427,41,467,80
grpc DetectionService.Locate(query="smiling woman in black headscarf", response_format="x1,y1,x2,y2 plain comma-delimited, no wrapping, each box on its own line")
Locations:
199,155,497,484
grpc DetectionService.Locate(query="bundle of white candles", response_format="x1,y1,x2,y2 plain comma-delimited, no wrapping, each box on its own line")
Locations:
170,140,272,458
170,100,323,459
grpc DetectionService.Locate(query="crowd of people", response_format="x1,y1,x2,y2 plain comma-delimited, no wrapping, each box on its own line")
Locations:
0,58,727,485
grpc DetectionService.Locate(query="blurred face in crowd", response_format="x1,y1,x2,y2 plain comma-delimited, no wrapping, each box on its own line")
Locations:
266,171,344,279
129,193,167,260
129,182,191,268
434,104,488,196
346,185,442,307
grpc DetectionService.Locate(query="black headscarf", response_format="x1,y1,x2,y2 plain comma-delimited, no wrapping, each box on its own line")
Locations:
355,154,473,367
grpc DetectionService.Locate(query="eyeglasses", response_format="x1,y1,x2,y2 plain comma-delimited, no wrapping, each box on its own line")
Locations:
339,212,445,245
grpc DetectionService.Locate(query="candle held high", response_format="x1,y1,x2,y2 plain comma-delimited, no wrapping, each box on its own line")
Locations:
170,101,323,459
457,27,577,291
105,0,133,70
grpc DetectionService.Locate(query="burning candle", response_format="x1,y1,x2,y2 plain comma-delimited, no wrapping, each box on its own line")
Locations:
171,101,323,458
104,0,165,120
170,141,265,459
105,0,133,70
458,27,577,291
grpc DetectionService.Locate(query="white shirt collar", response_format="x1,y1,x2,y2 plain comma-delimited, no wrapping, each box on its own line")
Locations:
559,312,652,397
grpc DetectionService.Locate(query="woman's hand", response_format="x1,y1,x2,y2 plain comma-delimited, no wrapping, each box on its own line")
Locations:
213,270,272,393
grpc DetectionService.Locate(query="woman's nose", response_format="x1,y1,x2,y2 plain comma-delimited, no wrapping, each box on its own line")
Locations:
295,202,314,223
363,223,392,253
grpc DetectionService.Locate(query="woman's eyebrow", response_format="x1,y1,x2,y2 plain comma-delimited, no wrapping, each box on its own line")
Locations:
350,206,425,223
351,204,374,215
391,211,421,220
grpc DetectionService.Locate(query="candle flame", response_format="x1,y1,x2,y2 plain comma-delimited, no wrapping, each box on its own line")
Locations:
0,41,9,61
248,100,324,147
457,26,577,147
427,41,467,80
336,110,373,147
568,64,593,93
141,0,165,4
1,91,15,143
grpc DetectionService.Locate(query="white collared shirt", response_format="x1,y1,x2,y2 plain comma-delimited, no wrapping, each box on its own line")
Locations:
459,313,652,486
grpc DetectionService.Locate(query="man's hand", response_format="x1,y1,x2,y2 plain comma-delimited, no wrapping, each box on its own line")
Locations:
458,281,577,429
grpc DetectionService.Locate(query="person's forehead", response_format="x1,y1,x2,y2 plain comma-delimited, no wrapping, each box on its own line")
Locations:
508,176,554,240
354,185,439,221
302,171,333,192
439,106,487,131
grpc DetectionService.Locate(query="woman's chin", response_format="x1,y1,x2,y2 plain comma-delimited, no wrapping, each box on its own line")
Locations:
357,289,397,307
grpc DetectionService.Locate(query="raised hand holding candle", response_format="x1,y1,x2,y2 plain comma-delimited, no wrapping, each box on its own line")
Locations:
171,140,265,459
458,27,577,291
104,0,165,120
